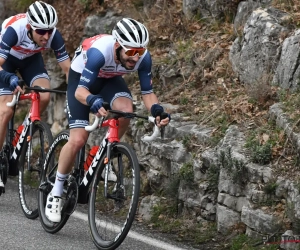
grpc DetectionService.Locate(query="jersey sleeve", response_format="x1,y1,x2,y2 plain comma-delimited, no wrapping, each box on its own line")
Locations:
50,30,70,63
78,47,105,90
0,26,18,60
138,52,153,95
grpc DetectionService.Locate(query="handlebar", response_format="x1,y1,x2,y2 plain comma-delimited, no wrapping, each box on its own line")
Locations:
85,110,166,141
85,116,102,132
6,85,66,107
6,92,21,107
25,86,66,94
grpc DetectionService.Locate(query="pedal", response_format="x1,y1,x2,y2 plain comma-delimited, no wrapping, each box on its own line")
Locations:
39,181,51,193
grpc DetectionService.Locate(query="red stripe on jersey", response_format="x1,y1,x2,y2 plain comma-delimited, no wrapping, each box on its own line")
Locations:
5,14,27,28
82,34,110,51
12,46,45,53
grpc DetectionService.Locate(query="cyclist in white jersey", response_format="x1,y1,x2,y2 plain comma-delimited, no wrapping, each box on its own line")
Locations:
44,18,171,223
0,1,71,195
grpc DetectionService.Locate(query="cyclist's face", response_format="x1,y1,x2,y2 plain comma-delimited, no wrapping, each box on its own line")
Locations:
119,48,139,70
31,30,51,47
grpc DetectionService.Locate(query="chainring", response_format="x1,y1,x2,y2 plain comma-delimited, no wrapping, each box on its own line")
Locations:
63,180,78,215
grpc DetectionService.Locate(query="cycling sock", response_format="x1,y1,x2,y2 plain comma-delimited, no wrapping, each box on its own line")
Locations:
51,172,69,197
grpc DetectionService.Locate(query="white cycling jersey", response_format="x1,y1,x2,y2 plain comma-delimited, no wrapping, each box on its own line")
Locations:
0,14,56,60
71,34,147,78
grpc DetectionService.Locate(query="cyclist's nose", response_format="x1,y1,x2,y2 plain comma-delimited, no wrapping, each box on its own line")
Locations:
42,32,50,39
131,54,139,61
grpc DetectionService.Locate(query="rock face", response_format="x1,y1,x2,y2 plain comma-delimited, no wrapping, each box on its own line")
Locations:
230,7,290,86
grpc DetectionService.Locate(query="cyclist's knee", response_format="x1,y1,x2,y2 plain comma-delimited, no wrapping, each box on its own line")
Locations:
0,100,14,120
40,93,51,104
32,77,50,88
112,97,133,112
68,133,87,149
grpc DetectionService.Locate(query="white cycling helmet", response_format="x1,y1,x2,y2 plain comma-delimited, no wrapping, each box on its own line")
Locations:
26,1,58,29
112,18,149,48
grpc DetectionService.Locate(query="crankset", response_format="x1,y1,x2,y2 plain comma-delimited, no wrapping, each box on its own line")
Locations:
62,178,78,215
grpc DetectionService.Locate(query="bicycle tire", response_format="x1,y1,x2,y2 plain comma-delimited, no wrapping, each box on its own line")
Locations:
18,121,53,220
38,130,70,233
88,142,140,250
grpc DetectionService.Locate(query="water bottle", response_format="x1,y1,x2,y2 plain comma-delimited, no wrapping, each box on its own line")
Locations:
84,146,99,171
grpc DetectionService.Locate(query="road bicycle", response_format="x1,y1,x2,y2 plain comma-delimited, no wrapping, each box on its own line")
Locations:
1,81,65,220
38,107,166,250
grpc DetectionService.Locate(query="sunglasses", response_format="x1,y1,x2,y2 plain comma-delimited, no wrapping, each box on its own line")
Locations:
120,44,146,57
31,25,54,36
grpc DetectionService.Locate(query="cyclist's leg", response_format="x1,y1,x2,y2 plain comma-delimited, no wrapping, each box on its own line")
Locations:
0,94,13,195
45,69,89,222
18,53,51,114
0,57,19,194
0,56,19,150
96,76,133,138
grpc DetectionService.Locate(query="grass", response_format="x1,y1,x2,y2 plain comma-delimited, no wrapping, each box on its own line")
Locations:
263,180,278,195
178,162,194,183
229,233,279,250
148,200,218,246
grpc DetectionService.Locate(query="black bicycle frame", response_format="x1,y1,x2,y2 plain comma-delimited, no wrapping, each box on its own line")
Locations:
8,115,33,172
77,138,111,204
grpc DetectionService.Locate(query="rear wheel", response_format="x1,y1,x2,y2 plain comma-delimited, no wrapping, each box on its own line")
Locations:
38,130,71,233
18,121,53,219
88,142,140,250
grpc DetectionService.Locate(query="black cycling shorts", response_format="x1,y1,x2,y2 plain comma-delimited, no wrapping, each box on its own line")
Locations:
0,53,49,95
66,68,132,129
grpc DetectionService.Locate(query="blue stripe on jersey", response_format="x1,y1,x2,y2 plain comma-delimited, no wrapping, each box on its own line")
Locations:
138,52,153,95
78,48,105,90
0,27,18,59
50,30,69,62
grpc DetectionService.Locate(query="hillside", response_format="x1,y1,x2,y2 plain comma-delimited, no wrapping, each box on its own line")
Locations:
5,0,300,248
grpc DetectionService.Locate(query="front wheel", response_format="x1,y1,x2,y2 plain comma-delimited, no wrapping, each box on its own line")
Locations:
18,121,53,220
88,142,140,250
38,130,71,233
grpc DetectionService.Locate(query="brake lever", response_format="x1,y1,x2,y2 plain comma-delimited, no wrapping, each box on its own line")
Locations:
160,112,168,140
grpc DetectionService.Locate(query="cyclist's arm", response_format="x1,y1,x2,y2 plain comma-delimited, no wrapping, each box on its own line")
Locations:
50,30,71,80
138,53,169,126
138,52,159,110
75,48,104,104
0,26,18,69
58,59,71,81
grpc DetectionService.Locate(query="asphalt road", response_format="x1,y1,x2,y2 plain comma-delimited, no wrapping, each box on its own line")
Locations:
0,178,197,250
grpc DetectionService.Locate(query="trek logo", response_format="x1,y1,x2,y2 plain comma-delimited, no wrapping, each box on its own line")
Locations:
82,140,106,186
43,133,69,171
80,76,90,83
84,68,93,74
20,41,30,47
11,125,28,160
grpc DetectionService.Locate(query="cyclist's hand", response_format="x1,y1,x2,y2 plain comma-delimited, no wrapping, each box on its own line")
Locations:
158,112,171,126
151,104,171,127
86,94,107,116
97,106,107,117
0,70,21,93
9,74,19,91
